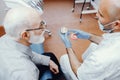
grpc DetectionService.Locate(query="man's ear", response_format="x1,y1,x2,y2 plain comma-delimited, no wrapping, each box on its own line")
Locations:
114,20,120,29
21,31,30,40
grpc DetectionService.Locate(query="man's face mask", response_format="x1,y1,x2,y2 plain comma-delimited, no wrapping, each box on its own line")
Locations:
98,21,115,33
29,31,45,44
26,21,46,44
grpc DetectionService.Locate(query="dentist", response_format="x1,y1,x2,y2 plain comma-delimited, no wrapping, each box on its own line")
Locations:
59,0,120,80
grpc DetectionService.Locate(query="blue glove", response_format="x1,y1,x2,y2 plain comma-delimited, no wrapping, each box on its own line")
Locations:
69,29,91,39
59,30,71,48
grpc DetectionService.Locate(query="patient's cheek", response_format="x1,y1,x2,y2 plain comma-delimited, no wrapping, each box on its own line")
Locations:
70,33,78,40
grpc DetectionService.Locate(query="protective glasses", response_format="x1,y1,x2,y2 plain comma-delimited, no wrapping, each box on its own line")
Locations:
26,21,46,31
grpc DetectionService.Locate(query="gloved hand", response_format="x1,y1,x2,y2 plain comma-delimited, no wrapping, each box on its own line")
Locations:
69,29,91,39
59,29,71,48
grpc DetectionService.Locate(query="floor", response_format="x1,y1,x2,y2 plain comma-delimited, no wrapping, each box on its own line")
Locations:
42,0,103,61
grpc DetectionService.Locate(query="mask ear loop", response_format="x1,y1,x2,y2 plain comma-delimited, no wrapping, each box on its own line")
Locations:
103,20,118,33
113,20,120,29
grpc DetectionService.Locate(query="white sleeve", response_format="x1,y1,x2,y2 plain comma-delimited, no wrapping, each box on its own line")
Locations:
82,43,98,60
77,56,105,80
60,54,79,80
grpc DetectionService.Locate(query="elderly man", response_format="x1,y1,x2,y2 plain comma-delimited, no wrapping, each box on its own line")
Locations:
2,0,52,54
59,0,120,80
0,0,62,80
0,7,64,80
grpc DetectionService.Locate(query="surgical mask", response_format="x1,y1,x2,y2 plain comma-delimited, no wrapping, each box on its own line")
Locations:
29,31,45,44
98,21,114,33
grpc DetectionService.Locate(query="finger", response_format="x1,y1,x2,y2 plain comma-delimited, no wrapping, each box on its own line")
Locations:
70,33,78,40
50,68,56,73
60,27,68,34
51,68,59,74
53,68,58,74
59,30,65,39
69,29,78,33
55,68,59,73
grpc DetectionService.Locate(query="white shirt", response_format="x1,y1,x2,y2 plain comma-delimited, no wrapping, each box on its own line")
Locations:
77,32,120,80
0,34,50,80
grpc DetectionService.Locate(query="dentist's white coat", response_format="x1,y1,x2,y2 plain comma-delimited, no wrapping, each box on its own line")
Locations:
60,32,120,80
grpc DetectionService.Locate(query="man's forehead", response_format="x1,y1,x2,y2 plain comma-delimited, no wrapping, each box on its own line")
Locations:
98,0,120,24
98,4,109,17
99,1,113,17
100,0,120,9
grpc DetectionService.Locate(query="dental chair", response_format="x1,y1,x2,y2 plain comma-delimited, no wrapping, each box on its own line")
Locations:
72,0,98,22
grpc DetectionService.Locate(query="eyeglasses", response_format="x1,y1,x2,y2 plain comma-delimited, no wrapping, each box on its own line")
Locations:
26,21,46,31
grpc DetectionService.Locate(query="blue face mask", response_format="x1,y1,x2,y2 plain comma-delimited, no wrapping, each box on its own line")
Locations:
98,21,114,33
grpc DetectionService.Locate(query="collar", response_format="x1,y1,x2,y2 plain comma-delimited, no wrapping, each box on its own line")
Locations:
3,34,33,57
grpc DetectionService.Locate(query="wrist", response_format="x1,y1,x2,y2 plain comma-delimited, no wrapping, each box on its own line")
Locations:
66,48,72,54
65,44,72,48
78,32,91,39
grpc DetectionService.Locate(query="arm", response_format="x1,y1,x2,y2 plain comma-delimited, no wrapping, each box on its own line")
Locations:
32,51,50,66
66,48,81,75
70,29,103,44
32,52,59,74
88,34,103,44
59,27,81,75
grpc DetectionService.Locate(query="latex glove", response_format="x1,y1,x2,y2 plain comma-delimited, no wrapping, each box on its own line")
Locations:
49,60,59,74
69,29,91,39
59,29,72,48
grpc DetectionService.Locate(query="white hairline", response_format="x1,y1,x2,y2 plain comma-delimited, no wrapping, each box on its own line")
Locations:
3,7,41,39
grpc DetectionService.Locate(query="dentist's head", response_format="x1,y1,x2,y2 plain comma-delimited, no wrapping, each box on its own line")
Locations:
96,0,120,33
3,7,45,46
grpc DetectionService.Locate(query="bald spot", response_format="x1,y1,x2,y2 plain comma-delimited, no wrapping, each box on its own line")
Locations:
100,0,120,22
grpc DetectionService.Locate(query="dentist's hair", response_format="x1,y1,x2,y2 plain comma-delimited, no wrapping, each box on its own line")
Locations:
3,7,42,39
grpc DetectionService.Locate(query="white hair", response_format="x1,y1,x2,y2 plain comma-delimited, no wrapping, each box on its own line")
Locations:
3,7,41,39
